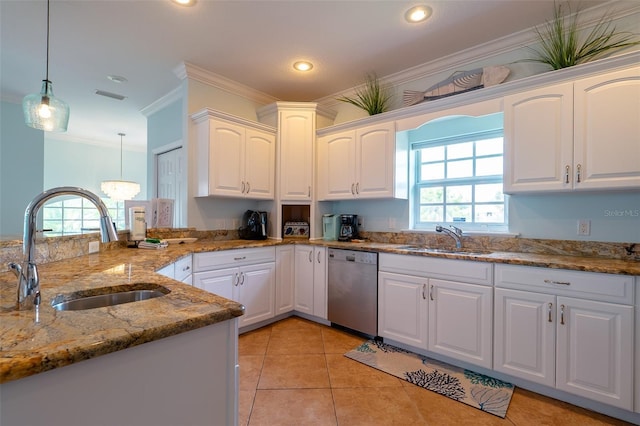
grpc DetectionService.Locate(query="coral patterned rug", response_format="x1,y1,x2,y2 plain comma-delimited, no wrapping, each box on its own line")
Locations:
345,340,514,418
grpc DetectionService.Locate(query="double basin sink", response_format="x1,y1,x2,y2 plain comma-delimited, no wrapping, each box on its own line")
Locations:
51,284,170,311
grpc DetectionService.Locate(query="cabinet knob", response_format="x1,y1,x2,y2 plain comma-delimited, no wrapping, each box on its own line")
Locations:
565,165,570,184
560,304,565,325
576,164,582,183
548,302,553,323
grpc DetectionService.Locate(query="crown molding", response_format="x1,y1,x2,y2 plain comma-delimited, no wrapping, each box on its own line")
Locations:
316,2,640,109
140,85,184,117
174,61,279,105
44,133,147,152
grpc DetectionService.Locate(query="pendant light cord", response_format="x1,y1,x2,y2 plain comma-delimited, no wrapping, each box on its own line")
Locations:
45,0,50,82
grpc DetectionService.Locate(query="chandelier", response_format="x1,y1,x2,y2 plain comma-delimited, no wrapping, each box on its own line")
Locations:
101,133,140,201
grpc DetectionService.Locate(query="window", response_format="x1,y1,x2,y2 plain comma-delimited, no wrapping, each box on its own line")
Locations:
411,116,506,232
43,197,125,237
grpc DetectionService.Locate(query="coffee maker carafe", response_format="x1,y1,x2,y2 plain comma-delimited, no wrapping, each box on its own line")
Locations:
338,214,359,241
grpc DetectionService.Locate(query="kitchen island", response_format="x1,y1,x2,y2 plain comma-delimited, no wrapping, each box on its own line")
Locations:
0,243,245,426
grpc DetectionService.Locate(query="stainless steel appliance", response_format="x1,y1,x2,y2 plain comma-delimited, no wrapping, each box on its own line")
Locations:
338,214,359,241
238,210,268,240
328,248,378,336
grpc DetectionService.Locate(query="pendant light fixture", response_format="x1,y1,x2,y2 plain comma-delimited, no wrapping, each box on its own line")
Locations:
101,133,141,201
23,0,70,132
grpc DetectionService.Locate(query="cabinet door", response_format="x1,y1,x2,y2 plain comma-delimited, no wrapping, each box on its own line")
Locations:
279,110,314,201
294,246,315,314
494,288,555,387
317,130,356,200
378,271,428,349
428,279,493,368
356,122,396,198
503,82,574,193
244,128,275,199
238,263,276,327
574,66,640,190
312,247,327,319
275,245,295,315
209,119,245,197
556,297,633,410
193,267,238,301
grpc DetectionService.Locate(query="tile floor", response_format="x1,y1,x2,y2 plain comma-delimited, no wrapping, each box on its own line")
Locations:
238,316,632,426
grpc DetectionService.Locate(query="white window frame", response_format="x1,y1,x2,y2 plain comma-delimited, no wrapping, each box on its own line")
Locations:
412,129,507,232
43,197,125,237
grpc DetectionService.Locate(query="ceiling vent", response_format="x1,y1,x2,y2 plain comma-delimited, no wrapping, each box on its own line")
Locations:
95,89,127,101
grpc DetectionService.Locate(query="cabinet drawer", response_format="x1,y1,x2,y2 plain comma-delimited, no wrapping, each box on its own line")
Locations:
379,253,493,285
495,264,634,304
194,247,276,272
174,255,193,282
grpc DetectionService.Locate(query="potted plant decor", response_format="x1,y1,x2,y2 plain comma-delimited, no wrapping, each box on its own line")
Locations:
337,73,392,115
527,2,640,70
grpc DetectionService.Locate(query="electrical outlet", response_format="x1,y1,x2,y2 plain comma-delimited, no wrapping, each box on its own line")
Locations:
88,241,99,254
577,219,591,236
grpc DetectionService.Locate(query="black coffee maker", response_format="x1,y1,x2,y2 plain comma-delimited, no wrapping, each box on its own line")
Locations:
338,214,359,241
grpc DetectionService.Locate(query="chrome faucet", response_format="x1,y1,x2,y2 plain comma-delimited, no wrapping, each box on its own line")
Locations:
435,224,463,250
8,187,118,310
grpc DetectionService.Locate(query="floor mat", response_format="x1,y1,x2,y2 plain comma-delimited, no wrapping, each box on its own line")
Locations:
345,340,515,418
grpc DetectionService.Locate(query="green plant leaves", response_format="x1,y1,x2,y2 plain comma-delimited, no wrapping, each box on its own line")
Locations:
337,73,392,115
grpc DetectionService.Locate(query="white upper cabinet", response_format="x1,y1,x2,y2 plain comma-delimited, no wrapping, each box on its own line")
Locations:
573,66,640,190
191,109,276,199
504,65,640,193
278,109,315,201
317,121,407,200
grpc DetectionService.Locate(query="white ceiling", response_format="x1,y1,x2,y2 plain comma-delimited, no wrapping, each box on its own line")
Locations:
0,0,622,149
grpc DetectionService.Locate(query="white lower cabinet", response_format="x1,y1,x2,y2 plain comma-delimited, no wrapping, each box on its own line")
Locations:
494,264,635,410
378,253,493,369
294,245,327,319
275,245,295,315
156,255,193,285
193,248,276,328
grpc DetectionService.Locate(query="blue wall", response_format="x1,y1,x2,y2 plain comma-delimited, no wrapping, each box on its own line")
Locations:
0,100,44,238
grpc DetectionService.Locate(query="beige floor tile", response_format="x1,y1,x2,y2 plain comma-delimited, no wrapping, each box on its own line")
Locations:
332,387,425,425
270,316,322,332
321,326,367,354
249,389,337,426
239,326,272,356
506,388,633,426
238,389,256,426
239,354,264,391
266,327,325,355
325,353,403,388
258,354,330,389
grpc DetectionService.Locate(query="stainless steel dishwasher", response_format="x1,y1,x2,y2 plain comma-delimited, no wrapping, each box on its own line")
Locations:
327,248,378,337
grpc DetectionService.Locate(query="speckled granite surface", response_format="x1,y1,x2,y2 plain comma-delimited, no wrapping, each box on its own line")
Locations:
1,236,638,385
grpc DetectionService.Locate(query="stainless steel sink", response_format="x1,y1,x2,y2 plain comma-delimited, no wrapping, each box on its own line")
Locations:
51,285,170,311
396,245,491,255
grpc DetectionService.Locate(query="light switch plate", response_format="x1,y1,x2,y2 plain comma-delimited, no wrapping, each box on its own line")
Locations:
577,219,591,236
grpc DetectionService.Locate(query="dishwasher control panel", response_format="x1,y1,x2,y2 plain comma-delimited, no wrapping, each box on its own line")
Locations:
328,249,377,265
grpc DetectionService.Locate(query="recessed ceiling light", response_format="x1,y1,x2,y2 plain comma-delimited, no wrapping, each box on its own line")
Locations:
405,5,432,23
107,75,128,84
171,0,196,6
293,61,313,72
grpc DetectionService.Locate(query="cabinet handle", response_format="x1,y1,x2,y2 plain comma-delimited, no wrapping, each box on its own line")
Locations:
233,272,239,286
246,182,251,193
560,304,565,325
182,265,190,272
544,279,570,286
422,284,426,300
429,284,434,301
317,251,321,263
576,164,582,183
356,182,360,195
241,181,246,193
308,186,311,197
564,165,570,184
351,183,356,195
239,272,245,285
309,251,313,262
547,302,553,323
234,256,247,261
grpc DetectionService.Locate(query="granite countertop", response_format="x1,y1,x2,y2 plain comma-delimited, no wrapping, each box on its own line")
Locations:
1,238,638,385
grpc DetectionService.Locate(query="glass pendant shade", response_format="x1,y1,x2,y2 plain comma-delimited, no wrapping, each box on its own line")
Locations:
23,80,70,132
101,132,140,201
101,180,141,202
